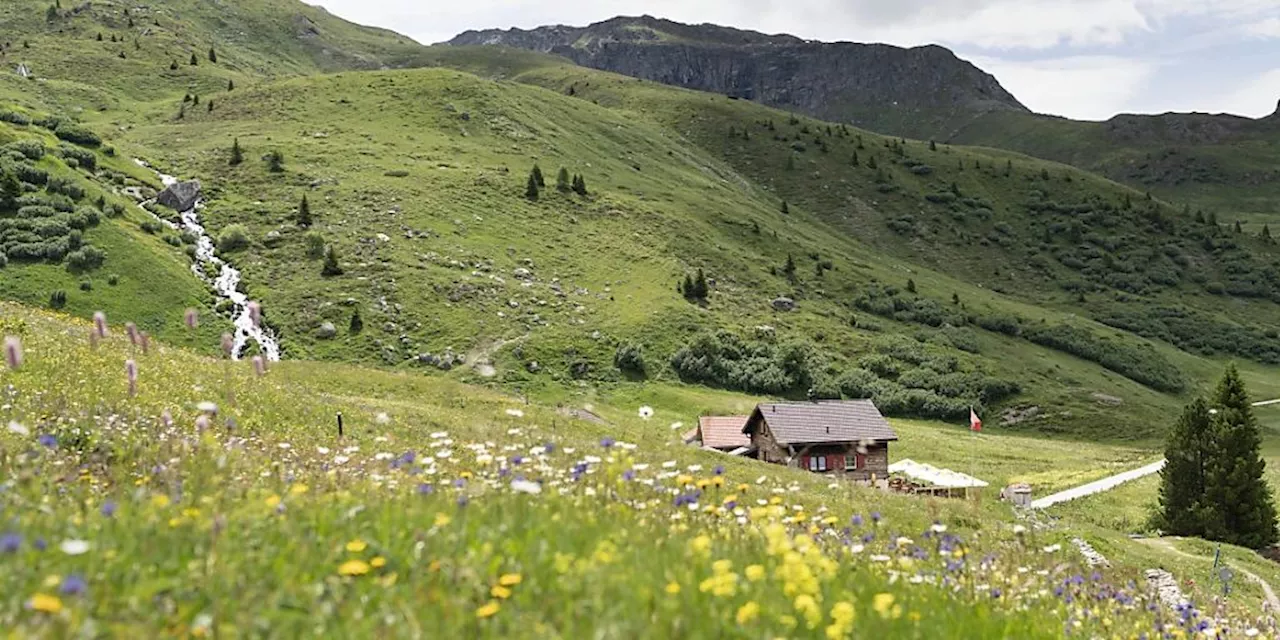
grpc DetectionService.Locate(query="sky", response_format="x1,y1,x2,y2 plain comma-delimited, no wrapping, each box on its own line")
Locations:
311,0,1280,122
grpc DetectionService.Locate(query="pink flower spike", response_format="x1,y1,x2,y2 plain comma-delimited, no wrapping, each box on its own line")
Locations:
195,414,209,432
125,322,139,346
250,355,267,377
183,308,199,330
3,336,21,370
247,301,261,327
92,312,107,338
220,333,234,357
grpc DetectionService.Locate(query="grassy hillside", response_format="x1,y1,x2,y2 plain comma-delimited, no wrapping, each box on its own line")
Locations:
1,300,1266,636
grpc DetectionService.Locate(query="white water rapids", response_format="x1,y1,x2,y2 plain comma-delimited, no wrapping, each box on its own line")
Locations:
133,160,280,361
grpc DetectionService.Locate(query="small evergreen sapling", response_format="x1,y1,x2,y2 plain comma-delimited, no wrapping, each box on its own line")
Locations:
556,167,571,193
229,138,243,166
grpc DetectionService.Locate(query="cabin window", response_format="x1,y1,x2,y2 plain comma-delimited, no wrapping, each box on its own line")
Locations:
845,455,858,471
808,456,827,472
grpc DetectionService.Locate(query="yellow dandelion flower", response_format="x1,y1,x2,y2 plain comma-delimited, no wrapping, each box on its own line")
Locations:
711,476,725,487
794,594,822,629
290,484,309,496
379,572,398,588
491,585,512,599
737,483,749,492
338,560,370,576
712,559,733,575
696,479,711,490
676,474,694,486
665,582,681,595
434,513,451,527
831,601,856,623
476,600,501,619
346,539,368,553
735,601,760,624
370,556,387,568
28,593,63,613
723,494,738,505
151,494,170,508
264,494,281,508
872,593,901,619
499,573,523,587
689,535,712,557
745,564,766,582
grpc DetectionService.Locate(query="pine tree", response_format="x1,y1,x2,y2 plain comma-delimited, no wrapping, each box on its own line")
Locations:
190,52,198,66
193,94,199,105
1234,220,1243,234
229,138,243,166
227,79,235,91
1195,210,1206,224
572,174,587,196
531,165,545,188
1004,159,1012,177
267,151,284,173
169,60,179,71
1157,397,1215,536
556,167,571,193
1204,365,1279,548
96,32,103,41
297,194,312,228
208,47,217,63
929,140,937,151
1209,211,1219,226
207,100,214,112
693,269,709,300
780,201,789,215
867,155,877,170
906,279,916,294
951,292,960,305
680,274,695,300
1263,224,1272,242
851,152,859,167
524,172,539,201
177,103,185,120
349,307,363,333
321,245,343,277
783,254,796,281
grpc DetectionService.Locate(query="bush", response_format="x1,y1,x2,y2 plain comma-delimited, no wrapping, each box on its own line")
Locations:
304,231,326,259
0,252,7,268
614,343,646,376
1023,323,1185,392
46,175,85,200
107,274,119,286
48,290,67,309
79,280,92,291
34,115,61,131
6,140,44,160
670,331,824,397
139,220,163,234
217,224,250,252
66,245,105,271
10,162,47,185
54,124,101,147
0,111,31,126
57,144,96,170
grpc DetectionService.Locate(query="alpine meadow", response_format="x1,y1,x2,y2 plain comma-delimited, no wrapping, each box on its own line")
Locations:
3,1,1280,638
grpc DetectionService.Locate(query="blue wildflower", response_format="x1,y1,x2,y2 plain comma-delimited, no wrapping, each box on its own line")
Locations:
59,574,87,596
599,437,615,448
33,538,45,551
101,500,117,518
713,465,724,476
851,514,863,526
37,434,56,448
0,533,20,553
870,511,881,523
417,483,433,495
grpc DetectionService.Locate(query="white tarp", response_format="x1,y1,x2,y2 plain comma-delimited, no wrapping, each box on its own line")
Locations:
888,459,989,489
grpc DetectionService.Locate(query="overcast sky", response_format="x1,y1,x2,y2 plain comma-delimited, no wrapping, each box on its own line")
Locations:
312,0,1280,121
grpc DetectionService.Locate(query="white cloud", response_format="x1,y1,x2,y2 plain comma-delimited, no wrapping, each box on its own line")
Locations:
968,55,1155,119
1245,18,1280,39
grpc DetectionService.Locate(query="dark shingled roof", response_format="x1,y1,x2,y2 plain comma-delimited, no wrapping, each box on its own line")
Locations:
744,400,897,445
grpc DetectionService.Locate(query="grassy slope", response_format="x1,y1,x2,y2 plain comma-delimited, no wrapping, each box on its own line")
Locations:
0,301,1253,637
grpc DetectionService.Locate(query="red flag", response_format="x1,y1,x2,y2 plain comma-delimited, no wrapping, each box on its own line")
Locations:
970,407,982,432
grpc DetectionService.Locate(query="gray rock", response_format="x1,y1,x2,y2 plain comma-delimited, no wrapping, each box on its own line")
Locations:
771,297,796,312
263,230,283,247
157,180,201,212
513,267,533,280
315,322,337,339
526,361,541,373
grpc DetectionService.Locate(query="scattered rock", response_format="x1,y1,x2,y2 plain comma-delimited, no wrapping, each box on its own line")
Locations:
771,297,796,312
1001,406,1041,426
263,230,283,247
526,361,541,373
1144,569,1190,611
315,322,337,339
513,267,533,280
15,63,32,79
1091,393,1123,406
157,180,201,212
1071,538,1110,567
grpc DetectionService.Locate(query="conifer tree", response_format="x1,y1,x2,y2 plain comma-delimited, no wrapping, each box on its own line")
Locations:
680,274,694,300
524,172,539,201
1263,224,1272,242
1234,220,1243,234
1204,365,1279,548
169,60,179,71
1004,159,1012,176
208,47,217,63
1195,210,1206,224
693,269,709,300
851,152,859,167
267,151,284,173
190,52,198,66
906,279,916,294
297,194,312,228
531,164,545,188
321,245,343,276
96,32,102,41
556,167,571,193
349,307,363,333
207,100,213,112
229,138,243,166
783,254,796,281
780,201,789,215
572,174,587,196
227,79,235,91
1157,397,1214,536
867,155,877,170
929,140,937,151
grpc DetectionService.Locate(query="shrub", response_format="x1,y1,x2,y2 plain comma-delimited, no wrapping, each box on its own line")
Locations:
66,245,105,271
139,220,163,234
304,231,326,259
79,280,92,291
10,162,48,185
57,144,96,170
107,274,119,286
0,111,31,126
48,290,67,309
1023,323,1185,392
614,343,646,376
34,115,61,131
46,175,85,200
54,124,102,147
670,331,823,397
0,252,7,268
217,224,250,252
6,140,44,160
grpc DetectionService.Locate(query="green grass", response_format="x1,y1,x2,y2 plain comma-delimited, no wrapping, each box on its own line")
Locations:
4,301,1238,637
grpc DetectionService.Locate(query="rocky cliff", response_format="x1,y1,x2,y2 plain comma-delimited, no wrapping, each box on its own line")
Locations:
450,16,1029,139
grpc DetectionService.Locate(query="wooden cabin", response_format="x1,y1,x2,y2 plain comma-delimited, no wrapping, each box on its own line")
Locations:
742,400,897,482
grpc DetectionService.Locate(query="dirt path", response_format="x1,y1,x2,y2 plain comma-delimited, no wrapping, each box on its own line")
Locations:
1139,537,1280,612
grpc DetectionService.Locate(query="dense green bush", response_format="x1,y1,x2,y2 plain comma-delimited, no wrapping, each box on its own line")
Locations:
6,140,44,160
57,144,96,171
614,343,646,376
1023,323,1185,392
0,110,31,126
304,232,326,259
46,175,85,200
217,224,251,252
54,124,101,147
48,290,66,309
66,245,105,271
1098,305,1280,364
139,220,163,235
670,331,824,397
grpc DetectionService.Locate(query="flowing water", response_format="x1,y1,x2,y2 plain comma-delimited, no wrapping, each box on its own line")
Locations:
133,160,281,361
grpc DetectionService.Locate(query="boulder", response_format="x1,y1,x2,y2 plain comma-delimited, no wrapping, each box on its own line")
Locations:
771,297,796,312
315,322,337,339
157,180,201,212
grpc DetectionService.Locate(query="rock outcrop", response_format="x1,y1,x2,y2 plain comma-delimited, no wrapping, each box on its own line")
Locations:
157,180,201,212
450,16,1028,139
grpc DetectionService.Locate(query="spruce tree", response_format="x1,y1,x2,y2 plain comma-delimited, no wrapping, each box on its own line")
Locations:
227,79,235,91
229,138,243,166
531,165,545,188
267,151,284,173
556,167,571,193
681,274,695,300
851,152,859,167
208,47,217,63
1204,364,1279,548
524,172,539,201
349,307,363,333
929,140,937,151
1195,210,1205,224
906,278,916,294
780,201,789,215
169,60,179,71
297,194,312,227
1157,397,1214,536
190,52,198,66
693,269,708,300
867,155,877,170
572,174,587,196
321,245,343,276
783,254,796,281
1263,224,1272,242
1234,220,1243,234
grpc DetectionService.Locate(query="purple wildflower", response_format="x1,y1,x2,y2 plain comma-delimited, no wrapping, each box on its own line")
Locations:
713,465,724,476
417,483,433,495
871,511,881,523
851,514,864,526
92,311,108,338
38,433,56,448
599,437,615,448
32,538,46,551
125,359,138,396
3,336,21,370
140,332,150,354
0,533,21,553
456,495,469,507
543,442,555,453
622,469,636,481
125,322,139,346
250,355,266,377
184,308,199,330
511,456,524,465
220,333,234,357
101,500,117,517
59,574,87,596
